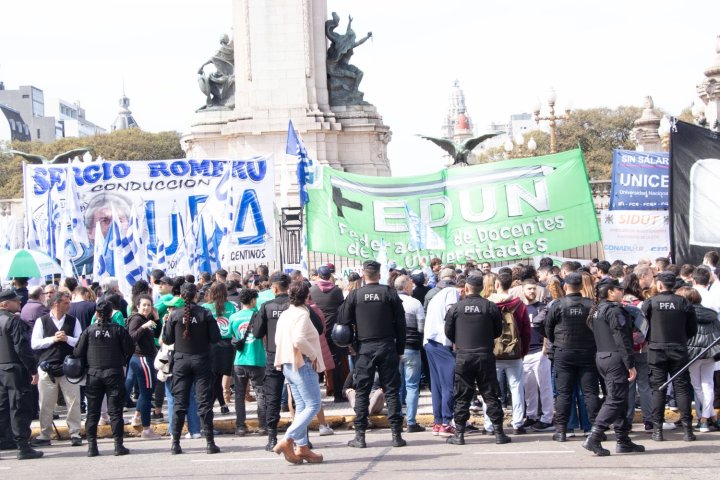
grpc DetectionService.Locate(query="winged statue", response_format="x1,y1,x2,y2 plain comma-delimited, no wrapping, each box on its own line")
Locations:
417,133,501,166
6,148,91,164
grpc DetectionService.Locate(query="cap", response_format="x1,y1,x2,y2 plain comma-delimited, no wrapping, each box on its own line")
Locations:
466,273,484,287
326,262,335,273
657,271,676,285
159,276,173,285
564,272,583,287
317,265,332,279
363,260,381,273
0,290,22,302
269,272,290,284
439,267,456,280
388,261,397,271
410,269,425,285
164,296,186,308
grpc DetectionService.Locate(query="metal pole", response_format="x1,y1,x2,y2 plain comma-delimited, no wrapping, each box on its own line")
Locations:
659,335,720,391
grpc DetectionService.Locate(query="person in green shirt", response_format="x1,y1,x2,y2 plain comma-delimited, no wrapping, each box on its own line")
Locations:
91,292,126,327
229,288,267,436
154,277,175,325
202,282,237,415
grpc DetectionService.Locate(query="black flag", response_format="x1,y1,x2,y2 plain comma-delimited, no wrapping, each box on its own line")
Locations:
670,120,720,265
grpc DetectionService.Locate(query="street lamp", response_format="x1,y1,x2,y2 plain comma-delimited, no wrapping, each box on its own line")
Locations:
533,87,571,154
658,116,671,152
504,132,537,158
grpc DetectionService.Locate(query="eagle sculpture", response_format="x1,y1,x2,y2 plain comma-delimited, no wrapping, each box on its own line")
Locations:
417,133,500,166
7,148,90,164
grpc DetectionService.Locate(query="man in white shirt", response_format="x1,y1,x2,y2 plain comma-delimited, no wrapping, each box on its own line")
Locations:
30,292,83,446
692,267,720,314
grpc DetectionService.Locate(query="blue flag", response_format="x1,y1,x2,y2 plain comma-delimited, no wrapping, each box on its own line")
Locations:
286,120,314,206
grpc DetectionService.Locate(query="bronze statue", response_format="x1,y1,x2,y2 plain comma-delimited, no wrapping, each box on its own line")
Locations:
417,134,500,166
325,12,372,106
197,34,235,110
8,148,90,164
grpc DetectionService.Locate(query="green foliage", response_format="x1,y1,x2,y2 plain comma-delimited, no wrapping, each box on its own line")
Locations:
0,129,185,198
476,106,643,180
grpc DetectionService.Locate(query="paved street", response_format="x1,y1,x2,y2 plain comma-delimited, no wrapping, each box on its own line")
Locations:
1,427,718,480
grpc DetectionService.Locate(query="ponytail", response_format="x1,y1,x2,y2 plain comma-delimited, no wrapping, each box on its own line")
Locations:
180,283,198,340
95,300,113,334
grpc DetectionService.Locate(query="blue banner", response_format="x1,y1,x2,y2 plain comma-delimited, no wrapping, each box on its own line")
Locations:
609,149,669,210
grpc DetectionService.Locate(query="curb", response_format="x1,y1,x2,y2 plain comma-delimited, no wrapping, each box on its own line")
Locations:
31,409,703,440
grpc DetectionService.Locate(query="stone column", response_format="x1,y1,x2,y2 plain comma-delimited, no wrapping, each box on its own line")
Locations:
631,96,662,152
696,35,720,131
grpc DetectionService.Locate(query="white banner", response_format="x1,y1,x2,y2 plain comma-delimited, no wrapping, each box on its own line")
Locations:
600,209,670,263
23,157,275,276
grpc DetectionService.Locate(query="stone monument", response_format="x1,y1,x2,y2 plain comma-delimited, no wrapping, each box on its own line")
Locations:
631,96,662,152
182,0,392,198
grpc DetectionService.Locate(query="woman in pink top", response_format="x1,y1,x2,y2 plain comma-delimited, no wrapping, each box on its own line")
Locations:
272,281,325,465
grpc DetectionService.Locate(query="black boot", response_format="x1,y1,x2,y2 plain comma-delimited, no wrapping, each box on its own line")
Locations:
552,424,566,442
17,441,44,460
494,426,511,445
446,427,465,445
205,431,220,454
615,433,645,453
87,438,99,457
582,426,610,456
348,431,367,448
651,423,663,442
171,436,183,455
682,422,696,442
114,439,129,456
264,429,277,452
391,429,407,447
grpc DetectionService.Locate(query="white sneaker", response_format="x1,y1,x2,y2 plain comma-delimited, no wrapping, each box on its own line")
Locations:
318,424,334,436
141,429,161,440
99,414,110,426
131,416,142,427
185,432,202,439
662,422,677,430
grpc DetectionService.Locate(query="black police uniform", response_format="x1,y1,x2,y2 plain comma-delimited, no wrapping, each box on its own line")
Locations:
74,320,134,455
546,292,599,435
252,292,290,450
584,300,645,455
163,304,221,452
641,290,698,438
338,281,406,445
445,293,509,444
0,307,40,458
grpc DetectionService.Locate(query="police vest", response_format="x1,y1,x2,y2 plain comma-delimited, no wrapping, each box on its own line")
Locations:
262,294,290,353
647,292,692,344
353,284,398,341
553,295,595,350
592,302,630,353
0,310,22,365
452,297,499,352
85,323,129,370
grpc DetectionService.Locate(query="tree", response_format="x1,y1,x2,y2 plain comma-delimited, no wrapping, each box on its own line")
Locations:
475,106,643,179
0,129,185,198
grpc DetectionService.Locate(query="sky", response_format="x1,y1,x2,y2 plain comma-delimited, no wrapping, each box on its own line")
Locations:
1,0,719,174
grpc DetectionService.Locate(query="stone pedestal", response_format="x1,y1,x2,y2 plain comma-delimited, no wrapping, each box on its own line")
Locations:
631,96,663,152
181,0,392,203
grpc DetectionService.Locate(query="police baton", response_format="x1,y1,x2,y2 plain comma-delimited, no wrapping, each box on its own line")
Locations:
659,335,720,390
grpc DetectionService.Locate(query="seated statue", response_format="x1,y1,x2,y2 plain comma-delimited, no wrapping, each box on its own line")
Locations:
197,34,235,110
325,12,372,106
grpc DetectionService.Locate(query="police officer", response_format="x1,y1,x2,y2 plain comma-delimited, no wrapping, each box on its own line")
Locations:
641,271,698,442
444,273,511,445
0,290,43,460
162,282,221,455
338,260,407,448
546,272,599,441
252,272,291,451
73,300,134,457
583,279,644,456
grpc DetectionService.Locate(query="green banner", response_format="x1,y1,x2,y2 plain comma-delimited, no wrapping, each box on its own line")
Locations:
306,148,600,268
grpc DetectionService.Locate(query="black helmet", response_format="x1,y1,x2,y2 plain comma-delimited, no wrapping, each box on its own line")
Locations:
63,355,85,384
331,324,354,348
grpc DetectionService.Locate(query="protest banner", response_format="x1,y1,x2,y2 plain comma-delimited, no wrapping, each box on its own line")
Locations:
306,148,600,268
670,120,720,264
599,210,670,264
609,149,669,210
23,157,275,276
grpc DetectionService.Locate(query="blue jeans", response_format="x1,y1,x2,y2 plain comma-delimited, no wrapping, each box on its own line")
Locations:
627,352,652,424
165,381,200,434
125,355,155,427
283,360,321,447
399,349,422,426
484,359,525,430
424,340,455,424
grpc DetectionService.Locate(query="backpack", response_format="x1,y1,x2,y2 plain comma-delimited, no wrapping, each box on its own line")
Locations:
493,305,522,360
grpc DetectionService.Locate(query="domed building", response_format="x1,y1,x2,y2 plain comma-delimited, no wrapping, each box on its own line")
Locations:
440,80,474,140
111,92,139,131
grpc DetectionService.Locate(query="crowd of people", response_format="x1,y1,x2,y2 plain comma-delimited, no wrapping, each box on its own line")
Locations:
0,251,719,463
